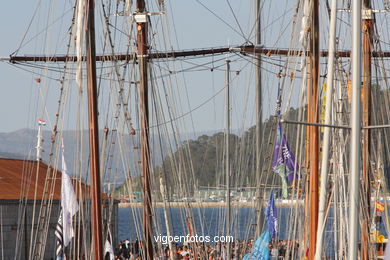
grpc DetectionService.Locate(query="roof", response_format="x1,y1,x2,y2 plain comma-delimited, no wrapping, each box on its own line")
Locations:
0,158,107,200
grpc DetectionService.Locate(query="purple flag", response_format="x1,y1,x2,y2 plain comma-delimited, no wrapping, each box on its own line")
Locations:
272,124,297,184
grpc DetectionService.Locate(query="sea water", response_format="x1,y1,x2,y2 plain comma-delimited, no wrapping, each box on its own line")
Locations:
117,207,389,258
118,207,298,241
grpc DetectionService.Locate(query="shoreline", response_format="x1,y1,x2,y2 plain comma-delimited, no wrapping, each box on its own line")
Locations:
118,200,304,208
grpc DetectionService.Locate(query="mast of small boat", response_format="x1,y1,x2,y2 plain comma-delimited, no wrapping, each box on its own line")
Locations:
361,0,373,257
225,59,231,259
86,0,103,258
314,0,337,258
307,0,320,258
348,0,362,258
135,0,154,258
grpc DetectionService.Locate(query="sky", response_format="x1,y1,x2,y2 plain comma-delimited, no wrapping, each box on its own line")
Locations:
0,0,302,135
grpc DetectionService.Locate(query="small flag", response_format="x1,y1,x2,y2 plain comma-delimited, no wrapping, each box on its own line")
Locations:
265,191,278,238
38,119,46,126
376,201,385,212
55,210,63,257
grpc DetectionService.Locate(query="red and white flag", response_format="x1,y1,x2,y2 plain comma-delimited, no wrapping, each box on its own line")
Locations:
38,119,46,126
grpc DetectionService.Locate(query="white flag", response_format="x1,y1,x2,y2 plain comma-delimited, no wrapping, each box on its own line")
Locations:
61,143,79,247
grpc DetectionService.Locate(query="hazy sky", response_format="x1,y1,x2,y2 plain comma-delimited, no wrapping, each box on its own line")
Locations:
0,0,298,134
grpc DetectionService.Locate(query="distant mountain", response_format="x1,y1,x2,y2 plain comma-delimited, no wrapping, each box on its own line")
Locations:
0,109,302,199
0,151,24,159
0,128,221,185
0,128,37,157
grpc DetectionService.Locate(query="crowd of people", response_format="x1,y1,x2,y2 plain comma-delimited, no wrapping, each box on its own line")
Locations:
112,239,300,259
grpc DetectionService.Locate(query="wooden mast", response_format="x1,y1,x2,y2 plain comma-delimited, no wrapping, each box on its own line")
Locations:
308,0,320,258
361,1,373,259
136,0,154,258
86,0,103,258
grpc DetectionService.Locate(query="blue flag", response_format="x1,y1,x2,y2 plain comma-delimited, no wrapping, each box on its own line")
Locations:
243,231,271,260
253,230,271,259
265,191,278,238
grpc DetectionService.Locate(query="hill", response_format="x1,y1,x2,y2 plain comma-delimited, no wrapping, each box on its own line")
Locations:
114,107,302,198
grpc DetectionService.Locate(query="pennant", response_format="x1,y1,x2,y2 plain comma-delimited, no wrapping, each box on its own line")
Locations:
61,142,79,247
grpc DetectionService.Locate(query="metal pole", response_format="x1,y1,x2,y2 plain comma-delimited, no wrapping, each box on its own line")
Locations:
254,0,264,239
348,0,362,257
225,59,231,260
86,0,103,258
314,0,337,258
136,0,154,259
308,0,320,257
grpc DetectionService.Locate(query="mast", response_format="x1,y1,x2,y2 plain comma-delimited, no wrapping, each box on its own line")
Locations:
159,177,174,260
314,0,337,258
254,0,264,239
348,0,362,257
361,0,373,258
225,59,231,260
135,0,154,258
308,0,320,258
86,0,103,258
